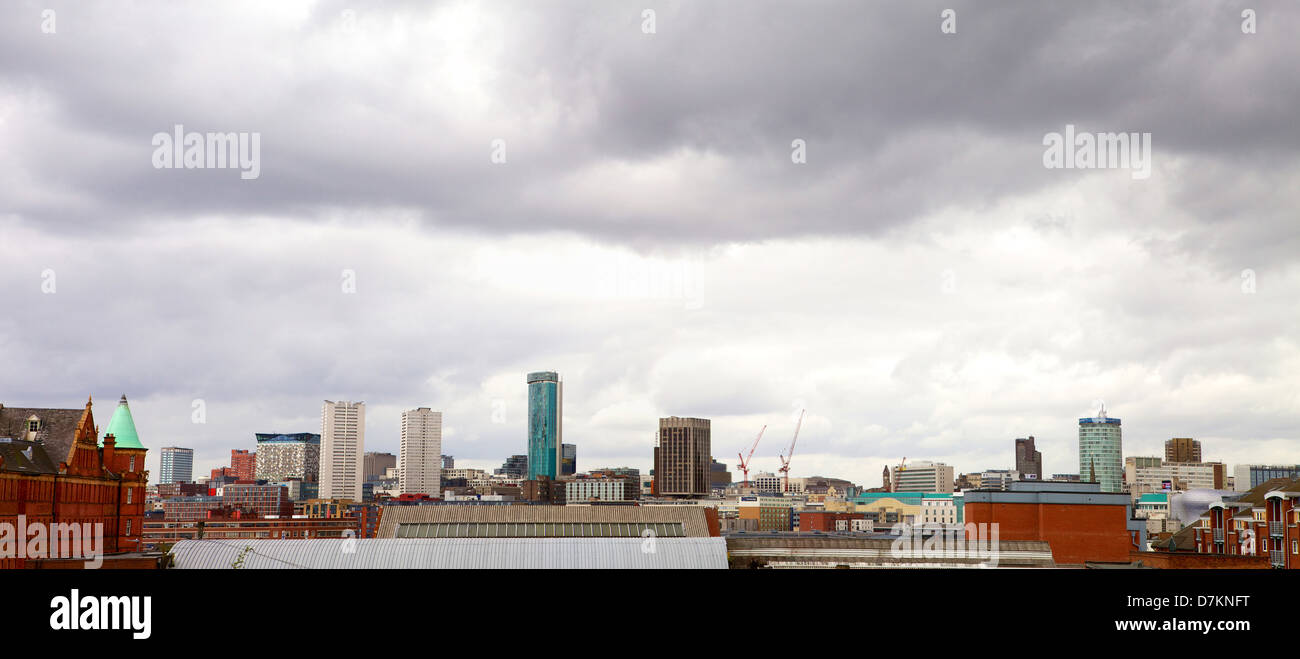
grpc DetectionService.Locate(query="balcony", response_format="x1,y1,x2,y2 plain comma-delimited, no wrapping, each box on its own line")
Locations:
1213,528,1225,543
1270,550,1286,569
1269,521,1284,538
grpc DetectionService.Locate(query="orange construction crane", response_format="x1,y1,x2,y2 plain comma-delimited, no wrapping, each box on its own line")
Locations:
737,425,767,487
778,409,805,493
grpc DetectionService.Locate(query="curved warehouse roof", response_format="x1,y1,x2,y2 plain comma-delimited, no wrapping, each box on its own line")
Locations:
168,537,728,569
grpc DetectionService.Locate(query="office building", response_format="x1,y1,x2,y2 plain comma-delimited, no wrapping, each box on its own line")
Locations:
710,459,732,491
399,407,443,497
1125,458,1226,493
561,443,577,476
495,454,528,478
159,446,194,484
654,417,711,497
526,371,563,480
1164,437,1202,464
364,452,397,482
1233,464,1300,492
1078,405,1123,493
442,455,454,469
255,432,321,482
891,461,954,493
1015,436,1042,480
321,400,365,501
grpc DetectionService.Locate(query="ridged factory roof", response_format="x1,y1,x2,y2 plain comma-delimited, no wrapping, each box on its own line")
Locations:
168,537,728,569
376,505,715,538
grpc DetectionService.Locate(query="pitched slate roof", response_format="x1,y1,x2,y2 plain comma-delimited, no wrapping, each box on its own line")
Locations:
0,438,59,474
0,404,88,465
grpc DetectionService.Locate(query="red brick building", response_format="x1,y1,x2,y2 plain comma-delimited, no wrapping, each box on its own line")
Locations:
1188,477,1300,568
799,511,866,532
0,396,149,569
230,449,256,481
963,481,1144,565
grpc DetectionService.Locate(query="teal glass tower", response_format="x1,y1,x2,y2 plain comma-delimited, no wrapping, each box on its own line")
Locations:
1079,404,1123,493
527,371,563,480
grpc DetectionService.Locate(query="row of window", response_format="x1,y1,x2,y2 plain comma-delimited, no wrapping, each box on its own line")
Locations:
394,521,687,539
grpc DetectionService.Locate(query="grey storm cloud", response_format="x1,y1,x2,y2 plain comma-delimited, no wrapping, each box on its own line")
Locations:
1,1,1297,484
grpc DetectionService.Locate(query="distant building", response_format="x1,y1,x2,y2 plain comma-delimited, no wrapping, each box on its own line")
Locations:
1164,437,1202,464
159,446,194,484
750,472,782,494
255,432,320,482
230,449,256,482
442,455,454,470
710,459,732,491
527,371,563,480
321,400,365,501
1078,405,1123,493
978,469,1019,491
364,452,397,482
891,461,954,493
1233,464,1300,492
1015,436,1042,480
561,443,577,476
495,454,528,478
1126,457,1226,493
654,417,711,497
565,475,637,502
399,408,442,497
964,481,1144,565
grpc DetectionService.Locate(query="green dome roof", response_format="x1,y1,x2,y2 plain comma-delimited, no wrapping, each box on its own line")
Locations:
99,395,145,450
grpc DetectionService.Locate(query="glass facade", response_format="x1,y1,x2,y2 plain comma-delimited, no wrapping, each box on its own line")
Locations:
1079,414,1123,493
527,371,562,480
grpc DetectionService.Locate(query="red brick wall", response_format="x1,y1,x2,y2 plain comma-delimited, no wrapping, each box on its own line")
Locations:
965,501,1133,564
1132,551,1268,569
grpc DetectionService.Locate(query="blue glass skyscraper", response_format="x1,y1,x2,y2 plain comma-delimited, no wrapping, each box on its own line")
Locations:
1079,405,1123,493
527,371,563,480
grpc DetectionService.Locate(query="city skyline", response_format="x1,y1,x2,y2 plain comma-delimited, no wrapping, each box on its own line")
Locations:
4,3,1298,489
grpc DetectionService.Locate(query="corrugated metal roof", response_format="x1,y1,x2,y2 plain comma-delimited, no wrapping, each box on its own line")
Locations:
169,537,727,569
376,505,713,538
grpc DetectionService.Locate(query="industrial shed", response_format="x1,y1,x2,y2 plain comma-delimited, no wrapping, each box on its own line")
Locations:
167,537,728,569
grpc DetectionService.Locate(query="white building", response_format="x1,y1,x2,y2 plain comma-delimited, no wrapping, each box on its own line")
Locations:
320,400,365,500
752,472,782,494
892,461,954,493
921,494,960,525
399,407,443,496
565,478,635,502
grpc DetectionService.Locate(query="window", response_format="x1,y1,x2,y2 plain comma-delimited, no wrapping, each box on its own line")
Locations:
129,456,136,471
125,520,132,535
27,418,39,432
126,488,133,504
1293,540,1298,555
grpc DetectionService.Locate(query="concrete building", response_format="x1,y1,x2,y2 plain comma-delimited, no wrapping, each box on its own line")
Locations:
921,493,960,525
255,432,320,482
654,417,711,497
1164,437,1202,464
321,400,365,501
1126,458,1226,493
978,469,1019,491
564,476,637,502
364,451,397,482
526,371,563,480
159,446,194,484
399,407,442,497
1015,436,1042,480
891,461,954,493
1234,464,1300,492
1078,405,1123,493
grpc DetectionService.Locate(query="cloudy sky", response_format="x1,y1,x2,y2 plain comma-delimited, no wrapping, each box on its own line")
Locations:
2,1,1297,486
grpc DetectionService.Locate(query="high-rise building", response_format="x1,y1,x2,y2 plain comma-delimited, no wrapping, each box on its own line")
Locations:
364,451,397,482
255,433,320,482
442,455,454,470
399,408,443,496
1078,405,1123,493
1164,437,1202,464
527,371,563,480
159,446,194,484
653,417,711,497
230,449,256,481
891,461,954,493
561,443,577,476
321,400,365,501
1014,436,1042,480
